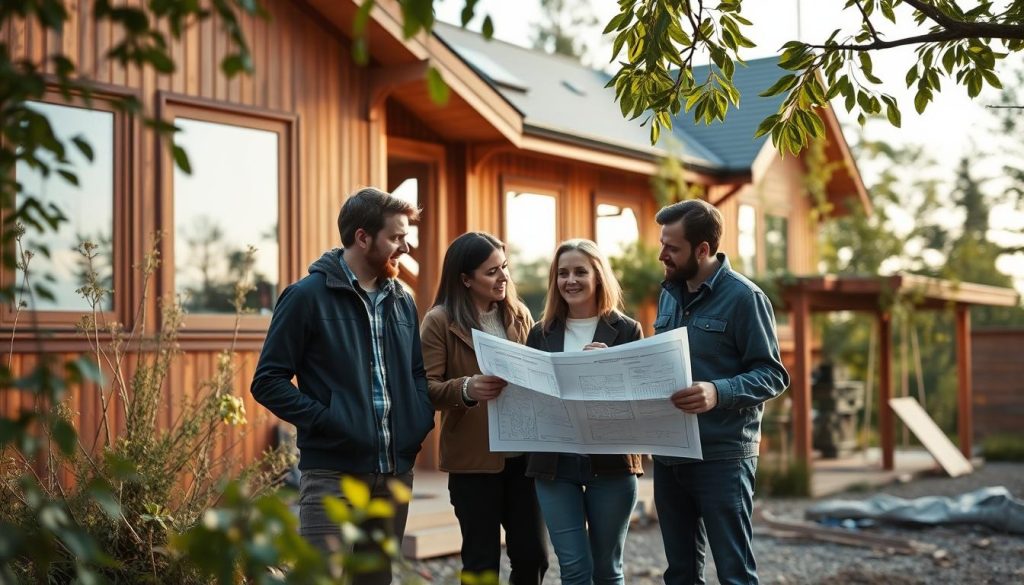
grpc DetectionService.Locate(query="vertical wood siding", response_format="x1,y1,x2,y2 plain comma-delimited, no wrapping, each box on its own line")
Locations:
1,0,374,469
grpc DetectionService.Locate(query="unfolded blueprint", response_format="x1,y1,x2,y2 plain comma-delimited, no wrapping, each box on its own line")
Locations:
472,328,702,459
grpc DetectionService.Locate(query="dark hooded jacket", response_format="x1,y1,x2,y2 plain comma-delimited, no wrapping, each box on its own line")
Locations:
251,249,434,473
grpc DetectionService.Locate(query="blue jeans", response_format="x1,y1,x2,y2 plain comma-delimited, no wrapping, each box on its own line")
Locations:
653,457,758,585
535,468,638,585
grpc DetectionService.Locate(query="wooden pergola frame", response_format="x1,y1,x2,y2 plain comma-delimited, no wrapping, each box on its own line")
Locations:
781,274,1021,471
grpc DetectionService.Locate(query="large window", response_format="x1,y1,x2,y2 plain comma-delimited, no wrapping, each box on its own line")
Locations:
161,97,293,330
595,203,639,258
737,204,758,275
505,184,560,319
11,99,118,316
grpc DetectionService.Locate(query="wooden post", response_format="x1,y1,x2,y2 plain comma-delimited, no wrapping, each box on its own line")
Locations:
878,311,894,470
791,290,813,469
956,304,973,460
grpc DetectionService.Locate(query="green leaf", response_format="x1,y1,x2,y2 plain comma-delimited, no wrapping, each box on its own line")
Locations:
87,480,122,519
66,356,103,385
980,69,1003,89
221,53,250,77
610,31,629,62
914,89,931,114
885,102,902,128
353,0,374,34
942,48,957,74
481,15,494,40
172,145,192,174
602,12,626,35
72,136,94,162
753,114,780,139
51,418,76,456
426,66,450,106
322,495,351,524
905,66,919,88
57,169,79,187
760,74,798,98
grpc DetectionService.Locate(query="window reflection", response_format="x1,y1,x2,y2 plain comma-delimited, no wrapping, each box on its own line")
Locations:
15,101,114,311
173,118,278,314
595,203,639,258
505,189,556,319
737,204,758,275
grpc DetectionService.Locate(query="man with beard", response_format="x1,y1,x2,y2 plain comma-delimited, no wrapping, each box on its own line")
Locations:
251,187,435,584
651,199,789,585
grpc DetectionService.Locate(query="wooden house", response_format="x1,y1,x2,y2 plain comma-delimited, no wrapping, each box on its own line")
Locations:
1,0,870,472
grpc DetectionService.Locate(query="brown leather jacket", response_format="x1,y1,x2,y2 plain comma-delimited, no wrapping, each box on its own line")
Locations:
420,305,532,473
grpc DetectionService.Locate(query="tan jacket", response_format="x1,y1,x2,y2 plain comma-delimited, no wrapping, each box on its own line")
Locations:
420,305,532,473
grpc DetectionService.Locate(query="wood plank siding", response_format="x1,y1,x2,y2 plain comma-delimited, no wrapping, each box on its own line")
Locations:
1,0,374,467
971,329,1024,439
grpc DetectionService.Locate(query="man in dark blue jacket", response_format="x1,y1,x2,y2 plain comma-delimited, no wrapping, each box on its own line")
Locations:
251,187,435,584
652,199,789,585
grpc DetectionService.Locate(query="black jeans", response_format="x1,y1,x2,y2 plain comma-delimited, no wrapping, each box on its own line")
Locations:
299,469,414,585
448,455,549,584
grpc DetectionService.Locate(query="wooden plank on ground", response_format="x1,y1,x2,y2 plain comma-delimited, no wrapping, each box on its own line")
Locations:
754,509,936,555
889,397,973,477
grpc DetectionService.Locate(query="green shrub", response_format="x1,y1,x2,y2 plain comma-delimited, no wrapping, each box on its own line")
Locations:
756,460,811,498
1,239,293,582
982,434,1024,462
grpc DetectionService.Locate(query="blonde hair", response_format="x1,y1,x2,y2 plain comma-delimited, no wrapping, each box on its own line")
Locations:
541,239,623,332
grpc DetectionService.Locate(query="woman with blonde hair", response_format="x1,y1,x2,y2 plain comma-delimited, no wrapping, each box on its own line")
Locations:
525,238,644,585
420,231,548,584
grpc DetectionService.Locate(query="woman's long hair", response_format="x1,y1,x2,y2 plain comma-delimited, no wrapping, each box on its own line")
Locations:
541,239,624,332
433,232,532,338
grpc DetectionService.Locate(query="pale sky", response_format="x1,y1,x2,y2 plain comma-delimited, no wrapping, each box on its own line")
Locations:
435,0,1024,292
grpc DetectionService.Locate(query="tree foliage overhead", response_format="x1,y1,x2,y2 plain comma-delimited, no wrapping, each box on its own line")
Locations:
360,0,1024,153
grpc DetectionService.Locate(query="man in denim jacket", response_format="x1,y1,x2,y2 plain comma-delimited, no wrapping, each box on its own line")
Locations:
652,199,789,585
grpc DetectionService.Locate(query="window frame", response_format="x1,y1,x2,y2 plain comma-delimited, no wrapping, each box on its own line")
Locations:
592,191,647,256
500,175,565,257
386,137,447,315
1,85,135,331
157,93,296,334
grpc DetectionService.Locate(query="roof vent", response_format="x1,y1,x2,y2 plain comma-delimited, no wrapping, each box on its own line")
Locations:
561,80,586,96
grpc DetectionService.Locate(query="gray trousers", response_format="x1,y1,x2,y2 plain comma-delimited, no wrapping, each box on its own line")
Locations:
299,469,414,585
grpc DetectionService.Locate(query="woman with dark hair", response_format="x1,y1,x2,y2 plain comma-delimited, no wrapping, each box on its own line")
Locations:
526,239,644,585
420,232,548,584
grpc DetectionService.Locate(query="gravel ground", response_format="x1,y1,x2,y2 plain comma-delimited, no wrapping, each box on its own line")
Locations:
406,462,1024,584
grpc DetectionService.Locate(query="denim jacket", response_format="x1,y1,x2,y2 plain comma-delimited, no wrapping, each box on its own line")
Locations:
653,253,789,463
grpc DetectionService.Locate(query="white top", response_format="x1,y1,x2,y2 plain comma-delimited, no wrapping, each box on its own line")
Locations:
564,316,600,351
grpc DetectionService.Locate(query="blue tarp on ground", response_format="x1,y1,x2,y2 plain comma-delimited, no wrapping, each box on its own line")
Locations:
805,486,1024,534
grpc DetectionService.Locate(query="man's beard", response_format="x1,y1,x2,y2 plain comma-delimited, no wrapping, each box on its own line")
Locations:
368,246,401,280
664,250,699,285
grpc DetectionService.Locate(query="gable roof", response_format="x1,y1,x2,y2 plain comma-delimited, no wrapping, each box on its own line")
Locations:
435,22,724,171
435,22,796,173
